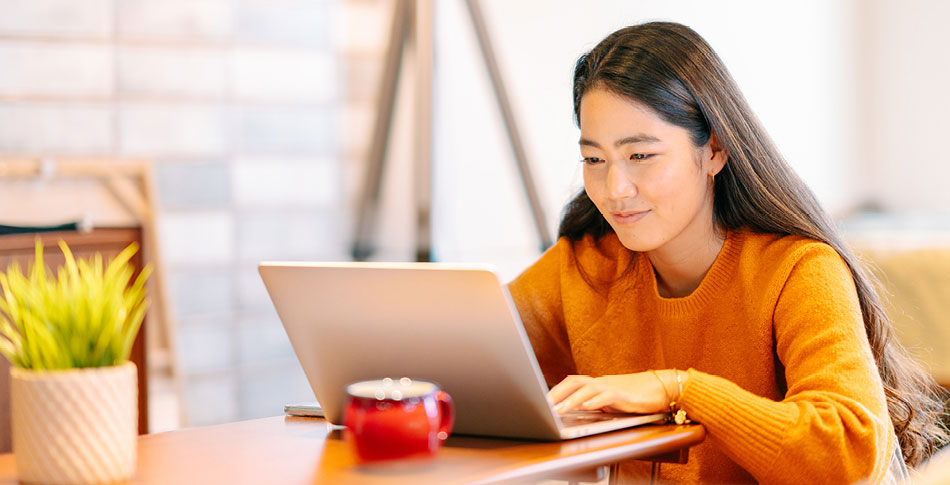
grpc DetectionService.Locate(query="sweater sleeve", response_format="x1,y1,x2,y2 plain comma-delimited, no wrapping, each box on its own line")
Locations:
508,238,577,389
678,244,893,484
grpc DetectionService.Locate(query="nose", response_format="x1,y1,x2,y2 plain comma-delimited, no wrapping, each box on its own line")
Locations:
606,161,637,200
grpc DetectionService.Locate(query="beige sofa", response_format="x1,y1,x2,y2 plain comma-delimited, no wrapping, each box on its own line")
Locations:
861,247,950,389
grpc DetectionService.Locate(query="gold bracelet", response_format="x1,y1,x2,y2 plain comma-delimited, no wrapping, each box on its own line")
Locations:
649,369,672,405
672,370,691,425
650,369,680,423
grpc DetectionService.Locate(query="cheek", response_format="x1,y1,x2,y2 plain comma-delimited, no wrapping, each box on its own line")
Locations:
638,166,678,201
582,168,605,206
648,164,707,211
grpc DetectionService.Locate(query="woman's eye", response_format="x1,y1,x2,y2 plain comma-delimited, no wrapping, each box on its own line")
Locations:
630,153,649,160
581,157,604,165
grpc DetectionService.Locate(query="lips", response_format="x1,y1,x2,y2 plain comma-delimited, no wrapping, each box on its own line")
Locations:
610,210,650,225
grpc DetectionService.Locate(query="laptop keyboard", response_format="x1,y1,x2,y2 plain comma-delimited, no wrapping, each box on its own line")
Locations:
559,411,634,427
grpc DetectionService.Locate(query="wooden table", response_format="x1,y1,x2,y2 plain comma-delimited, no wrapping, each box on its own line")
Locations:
0,416,704,484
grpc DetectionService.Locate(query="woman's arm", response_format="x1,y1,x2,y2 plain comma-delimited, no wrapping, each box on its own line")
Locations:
678,244,892,484
546,371,673,414
548,244,893,484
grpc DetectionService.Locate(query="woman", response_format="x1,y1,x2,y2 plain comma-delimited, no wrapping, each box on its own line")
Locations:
509,22,947,484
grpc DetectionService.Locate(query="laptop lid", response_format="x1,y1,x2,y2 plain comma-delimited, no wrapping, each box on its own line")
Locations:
258,261,566,440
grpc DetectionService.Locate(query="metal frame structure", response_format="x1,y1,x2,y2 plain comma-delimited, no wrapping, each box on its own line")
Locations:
351,0,552,261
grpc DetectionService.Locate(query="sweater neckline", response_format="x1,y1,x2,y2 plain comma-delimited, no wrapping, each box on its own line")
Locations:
634,229,745,315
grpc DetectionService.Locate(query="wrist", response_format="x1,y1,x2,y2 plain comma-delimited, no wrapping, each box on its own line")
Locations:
666,369,691,425
659,370,676,402
677,369,690,401
650,369,692,425
668,370,681,402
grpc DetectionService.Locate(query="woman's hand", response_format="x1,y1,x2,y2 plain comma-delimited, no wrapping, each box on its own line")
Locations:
548,372,673,415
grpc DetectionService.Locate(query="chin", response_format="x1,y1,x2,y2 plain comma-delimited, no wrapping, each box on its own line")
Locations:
613,229,659,253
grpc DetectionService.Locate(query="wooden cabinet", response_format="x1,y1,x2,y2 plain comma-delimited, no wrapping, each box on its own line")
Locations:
0,228,149,452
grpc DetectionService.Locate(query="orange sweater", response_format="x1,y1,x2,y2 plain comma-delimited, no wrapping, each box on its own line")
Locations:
508,229,893,484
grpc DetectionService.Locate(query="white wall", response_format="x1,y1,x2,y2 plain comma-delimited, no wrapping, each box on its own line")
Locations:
0,0,343,430
857,0,950,212
424,0,860,279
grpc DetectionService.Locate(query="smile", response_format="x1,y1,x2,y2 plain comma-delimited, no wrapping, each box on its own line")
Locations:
610,210,650,225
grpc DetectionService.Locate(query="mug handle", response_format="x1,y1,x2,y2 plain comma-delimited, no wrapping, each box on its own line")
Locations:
436,390,455,441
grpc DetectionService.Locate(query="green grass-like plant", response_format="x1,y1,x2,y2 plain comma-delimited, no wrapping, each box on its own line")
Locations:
0,240,151,370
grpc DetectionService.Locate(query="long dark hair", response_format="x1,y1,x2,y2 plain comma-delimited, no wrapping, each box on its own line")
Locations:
562,21,947,466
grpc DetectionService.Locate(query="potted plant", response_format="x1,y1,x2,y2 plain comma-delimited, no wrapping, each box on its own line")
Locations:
0,240,150,485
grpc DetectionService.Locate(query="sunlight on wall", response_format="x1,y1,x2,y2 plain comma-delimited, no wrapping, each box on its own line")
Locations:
425,0,859,279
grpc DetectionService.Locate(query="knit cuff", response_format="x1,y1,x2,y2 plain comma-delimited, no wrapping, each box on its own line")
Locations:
679,369,798,475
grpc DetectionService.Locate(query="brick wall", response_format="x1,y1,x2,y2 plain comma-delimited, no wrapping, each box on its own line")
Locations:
0,0,344,428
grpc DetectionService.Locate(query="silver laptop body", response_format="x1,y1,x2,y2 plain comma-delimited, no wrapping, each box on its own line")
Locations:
258,261,666,440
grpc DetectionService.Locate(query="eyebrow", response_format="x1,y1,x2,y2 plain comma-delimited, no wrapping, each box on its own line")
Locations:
578,134,662,148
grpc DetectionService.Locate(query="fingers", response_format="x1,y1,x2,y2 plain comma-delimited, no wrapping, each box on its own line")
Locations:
547,375,594,406
577,390,621,412
547,372,670,415
553,383,605,414
548,375,625,415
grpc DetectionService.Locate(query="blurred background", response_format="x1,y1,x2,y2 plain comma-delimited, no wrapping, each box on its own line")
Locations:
0,0,948,432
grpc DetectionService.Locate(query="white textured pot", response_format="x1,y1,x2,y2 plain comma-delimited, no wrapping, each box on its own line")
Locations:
10,362,137,485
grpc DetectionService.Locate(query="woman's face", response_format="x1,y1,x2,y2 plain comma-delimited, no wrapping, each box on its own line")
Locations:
579,87,725,254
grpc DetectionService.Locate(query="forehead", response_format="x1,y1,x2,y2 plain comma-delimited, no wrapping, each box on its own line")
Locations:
578,88,677,141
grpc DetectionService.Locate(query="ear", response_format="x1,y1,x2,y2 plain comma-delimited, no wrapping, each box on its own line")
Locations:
705,132,728,177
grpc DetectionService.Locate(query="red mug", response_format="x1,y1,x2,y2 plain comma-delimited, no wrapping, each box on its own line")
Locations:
343,378,454,462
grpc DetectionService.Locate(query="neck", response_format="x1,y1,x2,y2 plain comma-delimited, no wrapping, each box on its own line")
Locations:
648,219,725,299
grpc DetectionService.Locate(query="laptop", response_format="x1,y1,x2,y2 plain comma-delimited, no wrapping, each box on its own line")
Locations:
258,261,667,440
